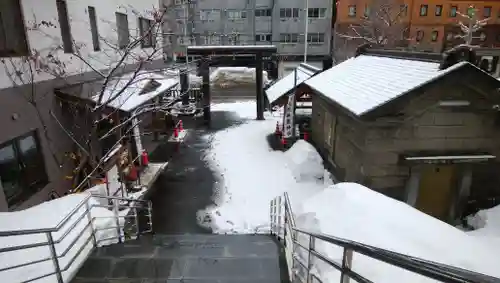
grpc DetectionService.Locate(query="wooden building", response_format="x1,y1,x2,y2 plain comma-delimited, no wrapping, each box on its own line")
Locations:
302,47,500,222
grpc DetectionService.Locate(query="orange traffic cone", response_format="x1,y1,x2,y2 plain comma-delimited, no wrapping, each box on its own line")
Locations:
179,120,184,131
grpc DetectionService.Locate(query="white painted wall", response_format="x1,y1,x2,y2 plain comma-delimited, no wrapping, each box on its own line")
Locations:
0,0,162,89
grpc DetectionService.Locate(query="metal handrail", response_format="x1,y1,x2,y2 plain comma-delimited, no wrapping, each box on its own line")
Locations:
270,192,500,283
0,193,153,283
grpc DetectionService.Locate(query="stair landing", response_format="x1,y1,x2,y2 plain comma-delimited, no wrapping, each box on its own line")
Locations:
72,234,289,283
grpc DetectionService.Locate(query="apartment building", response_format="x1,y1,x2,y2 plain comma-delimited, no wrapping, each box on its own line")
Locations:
0,0,162,211
335,0,500,55
163,0,334,61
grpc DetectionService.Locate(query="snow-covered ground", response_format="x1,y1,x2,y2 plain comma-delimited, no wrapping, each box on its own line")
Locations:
199,101,500,282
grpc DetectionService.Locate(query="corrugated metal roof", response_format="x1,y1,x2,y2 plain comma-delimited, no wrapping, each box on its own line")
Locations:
266,63,320,104
304,55,470,116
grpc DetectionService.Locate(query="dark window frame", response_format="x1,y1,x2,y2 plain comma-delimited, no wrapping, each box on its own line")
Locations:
484,6,492,18
0,131,48,207
255,8,271,17
56,0,73,53
431,30,438,41
88,6,100,51
138,17,154,48
420,5,428,16
348,5,356,17
435,5,443,16
450,6,458,17
115,12,130,49
416,30,424,41
0,0,29,57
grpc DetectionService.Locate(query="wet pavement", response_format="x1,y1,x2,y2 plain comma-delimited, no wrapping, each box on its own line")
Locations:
147,109,247,234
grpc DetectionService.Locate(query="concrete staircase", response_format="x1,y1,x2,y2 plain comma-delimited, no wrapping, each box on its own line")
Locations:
72,234,290,283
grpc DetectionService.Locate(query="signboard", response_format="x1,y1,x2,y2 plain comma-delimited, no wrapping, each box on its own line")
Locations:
283,94,295,138
297,93,312,102
132,117,143,165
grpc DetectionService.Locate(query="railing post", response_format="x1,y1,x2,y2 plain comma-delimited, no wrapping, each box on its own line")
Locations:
340,247,354,283
269,199,274,235
113,200,122,243
306,235,316,283
283,200,288,246
134,207,140,238
277,196,282,239
85,200,97,247
147,200,153,233
46,232,64,283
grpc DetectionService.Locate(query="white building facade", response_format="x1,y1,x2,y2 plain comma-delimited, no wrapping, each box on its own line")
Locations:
0,0,163,211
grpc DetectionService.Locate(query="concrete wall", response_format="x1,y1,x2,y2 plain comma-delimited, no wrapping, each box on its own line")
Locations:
0,0,162,211
164,0,333,58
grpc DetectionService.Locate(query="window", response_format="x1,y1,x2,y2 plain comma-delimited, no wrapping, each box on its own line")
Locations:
480,32,487,41
364,5,370,18
87,6,100,51
280,8,299,18
138,17,154,48
307,33,325,43
484,6,492,18
446,32,454,41
56,0,73,53
228,10,247,20
450,6,457,17
400,4,408,16
416,30,424,41
0,132,48,207
420,5,428,16
255,8,271,17
255,34,271,42
431,31,438,41
201,35,220,45
435,5,442,16
279,33,299,43
115,12,129,49
348,5,356,17
0,0,29,57
308,8,327,18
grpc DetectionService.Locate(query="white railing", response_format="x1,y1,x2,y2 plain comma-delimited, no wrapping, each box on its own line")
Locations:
270,192,500,283
0,194,153,283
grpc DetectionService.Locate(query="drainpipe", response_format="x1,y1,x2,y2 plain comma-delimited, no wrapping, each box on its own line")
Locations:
304,0,309,63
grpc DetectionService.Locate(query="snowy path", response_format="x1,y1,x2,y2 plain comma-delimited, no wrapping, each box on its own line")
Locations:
198,101,327,233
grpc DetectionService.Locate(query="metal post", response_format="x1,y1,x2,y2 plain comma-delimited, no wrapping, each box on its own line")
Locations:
147,200,154,233
180,68,189,105
85,200,97,247
46,232,63,283
277,196,282,239
340,248,353,283
256,52,264,120
306,235,315,283
201,58,211,125
304,0,309,63
134,207,140,238
283,200,288,246
269,199,274,235
113,200,122,243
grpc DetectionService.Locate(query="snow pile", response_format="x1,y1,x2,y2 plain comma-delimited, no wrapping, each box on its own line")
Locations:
285,140,324,182
294,183,500,282
0,193,124,283
210,67,270,88
465,205,500,251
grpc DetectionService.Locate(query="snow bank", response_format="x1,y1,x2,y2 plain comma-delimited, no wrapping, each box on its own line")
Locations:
285,140,324,182
465,205,500,252
210,67,270,88
296,183,500,282
0,193,124,283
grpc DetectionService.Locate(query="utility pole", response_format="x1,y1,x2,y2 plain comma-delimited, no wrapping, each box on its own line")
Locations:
304,0,309,63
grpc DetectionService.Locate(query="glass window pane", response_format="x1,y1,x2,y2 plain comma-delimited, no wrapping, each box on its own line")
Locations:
0,143,21,203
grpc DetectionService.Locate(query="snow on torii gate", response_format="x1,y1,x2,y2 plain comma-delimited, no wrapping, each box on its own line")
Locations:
186,45,278,124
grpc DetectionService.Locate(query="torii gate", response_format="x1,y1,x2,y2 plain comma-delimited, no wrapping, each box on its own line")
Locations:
186,45,278,124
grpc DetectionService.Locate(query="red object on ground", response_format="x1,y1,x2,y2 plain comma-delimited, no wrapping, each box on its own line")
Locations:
128,165,138,181
303,131,309,141
281,136,287,146
141,151,149,166
174,127,179,138
179,120,184,131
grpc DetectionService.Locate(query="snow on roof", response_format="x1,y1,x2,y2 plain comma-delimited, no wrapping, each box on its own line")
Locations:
266,64,319,104
187,45,276,50
304,55,470,116
91,71,179,112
